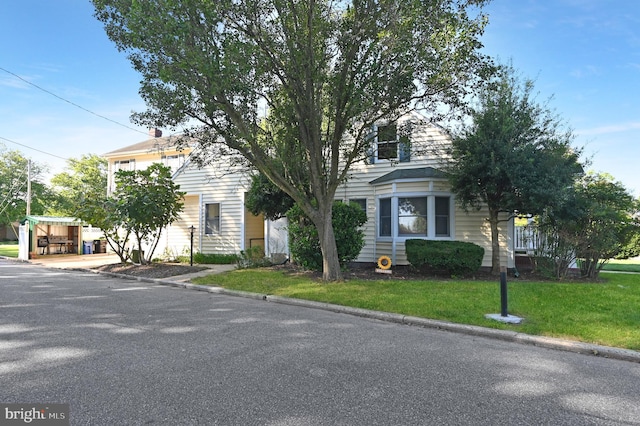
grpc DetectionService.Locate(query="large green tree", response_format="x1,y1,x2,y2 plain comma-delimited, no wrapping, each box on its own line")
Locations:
49,154,108,216
93,0,492,280
0,146,51,226
446,65,582,274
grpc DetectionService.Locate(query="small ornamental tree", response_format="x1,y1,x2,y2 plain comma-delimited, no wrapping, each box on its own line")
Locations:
112,163,185,264
447,64,582,274
536,173,639,279
288,201,367,271
568,174,635,278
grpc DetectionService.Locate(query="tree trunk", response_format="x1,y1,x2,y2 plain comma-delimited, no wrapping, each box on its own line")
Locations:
488,208,501,275
311,202,342,281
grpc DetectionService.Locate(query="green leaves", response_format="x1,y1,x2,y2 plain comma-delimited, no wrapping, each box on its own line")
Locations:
112,163,185,263
448,64,581,215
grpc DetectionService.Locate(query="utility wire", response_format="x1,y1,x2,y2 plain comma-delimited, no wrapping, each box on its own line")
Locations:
0,135,68,161
0,66,149,136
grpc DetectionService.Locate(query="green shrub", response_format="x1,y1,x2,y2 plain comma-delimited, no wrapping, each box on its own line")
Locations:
616,231,640,259
288,201,367,271
405,239,484,276
237,246,272,269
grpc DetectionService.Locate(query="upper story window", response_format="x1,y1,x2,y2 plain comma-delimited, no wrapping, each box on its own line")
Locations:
368,123,411,164
377,125,398,160
114,159,135,172
161,154,185,172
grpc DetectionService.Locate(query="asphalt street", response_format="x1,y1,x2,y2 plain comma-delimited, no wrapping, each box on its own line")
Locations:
1,259,639,425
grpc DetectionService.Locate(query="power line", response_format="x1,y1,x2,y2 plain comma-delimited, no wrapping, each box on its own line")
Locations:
0,135,69,161
0,66,149,136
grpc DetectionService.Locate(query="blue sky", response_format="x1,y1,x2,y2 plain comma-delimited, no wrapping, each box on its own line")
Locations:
1,0,639,197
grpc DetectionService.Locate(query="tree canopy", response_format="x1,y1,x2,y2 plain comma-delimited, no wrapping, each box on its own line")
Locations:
112,163,185,264
93,0,492,280
0,146,51,225
245,172,295,221
538,173,639,279
49,154,108,216
446,64,583,273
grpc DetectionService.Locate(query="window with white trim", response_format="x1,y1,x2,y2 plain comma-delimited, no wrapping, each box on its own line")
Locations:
161,154,185,171
368,124,411,163
378,195,451,238
435,196,450,237
379,198,392,237
205,203,220,234
114,159,135,172
398,197,428,236
377,124,398,160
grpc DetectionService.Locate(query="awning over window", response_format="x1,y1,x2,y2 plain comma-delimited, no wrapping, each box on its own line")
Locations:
369,167,446,186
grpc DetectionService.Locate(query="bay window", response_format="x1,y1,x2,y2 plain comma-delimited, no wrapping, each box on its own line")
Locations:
378,195,451,239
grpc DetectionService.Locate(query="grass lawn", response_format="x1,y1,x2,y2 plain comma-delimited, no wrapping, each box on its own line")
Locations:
193,269,640,351
0,241,18,258
601,258,640,273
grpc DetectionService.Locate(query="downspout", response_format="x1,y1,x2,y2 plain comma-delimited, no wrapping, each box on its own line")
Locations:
198,194,203,253
372,185,377,263
391,183,397,265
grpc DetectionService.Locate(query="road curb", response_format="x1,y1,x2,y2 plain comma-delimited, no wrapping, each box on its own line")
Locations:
82,267,640,364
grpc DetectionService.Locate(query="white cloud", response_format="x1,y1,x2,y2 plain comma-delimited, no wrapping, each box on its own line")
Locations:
578,122,640,136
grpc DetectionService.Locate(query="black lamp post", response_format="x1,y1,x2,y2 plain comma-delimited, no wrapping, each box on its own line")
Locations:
189,225,195,266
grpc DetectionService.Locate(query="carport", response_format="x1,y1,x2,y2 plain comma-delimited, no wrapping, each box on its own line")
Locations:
18,215,85,260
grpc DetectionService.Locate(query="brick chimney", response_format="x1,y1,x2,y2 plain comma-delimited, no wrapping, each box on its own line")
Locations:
149,128,162,138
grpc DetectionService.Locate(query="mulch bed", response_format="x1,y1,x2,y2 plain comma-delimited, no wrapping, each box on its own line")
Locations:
93,263,208,279
93,261,550,282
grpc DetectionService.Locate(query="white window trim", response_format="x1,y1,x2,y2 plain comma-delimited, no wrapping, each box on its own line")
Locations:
374,123,400,163
376,192,454,242
204,202,221,235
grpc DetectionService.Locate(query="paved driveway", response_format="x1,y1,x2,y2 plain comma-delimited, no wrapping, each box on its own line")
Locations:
26,252,121,269
1,259,639,425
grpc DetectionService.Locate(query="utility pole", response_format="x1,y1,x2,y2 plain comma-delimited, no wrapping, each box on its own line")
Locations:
26,159,31,216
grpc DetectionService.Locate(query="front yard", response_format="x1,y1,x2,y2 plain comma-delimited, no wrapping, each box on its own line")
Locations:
193,267,640,351
0,241,18,257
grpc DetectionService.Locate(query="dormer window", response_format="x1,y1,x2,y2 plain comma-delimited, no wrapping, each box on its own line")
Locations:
377,124,398,160
367,123,410,164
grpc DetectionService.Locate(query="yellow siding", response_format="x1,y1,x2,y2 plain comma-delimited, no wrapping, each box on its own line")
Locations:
244,208,265,251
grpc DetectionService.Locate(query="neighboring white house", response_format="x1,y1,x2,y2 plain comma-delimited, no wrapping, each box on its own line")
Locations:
104,115,516,269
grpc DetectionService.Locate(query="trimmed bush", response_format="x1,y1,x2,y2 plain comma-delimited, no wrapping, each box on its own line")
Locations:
405,239,484,276
288,201,367,271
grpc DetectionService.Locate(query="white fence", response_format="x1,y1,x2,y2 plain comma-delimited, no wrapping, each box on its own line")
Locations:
514,225,540,254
